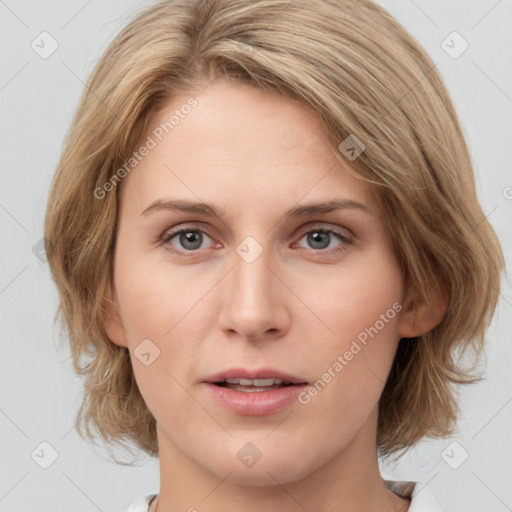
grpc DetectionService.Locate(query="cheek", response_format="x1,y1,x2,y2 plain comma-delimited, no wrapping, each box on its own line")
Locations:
114,246,198,341
113,257,202,422
296,251,404,347
293,248,404,405
112,248,213,395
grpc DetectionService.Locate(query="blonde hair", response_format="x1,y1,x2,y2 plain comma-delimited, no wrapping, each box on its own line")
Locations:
45,0,505,461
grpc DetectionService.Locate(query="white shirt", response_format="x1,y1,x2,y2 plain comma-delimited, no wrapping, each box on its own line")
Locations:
124,480,442,511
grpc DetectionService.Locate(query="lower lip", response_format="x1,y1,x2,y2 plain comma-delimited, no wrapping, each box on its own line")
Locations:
203,383,308,415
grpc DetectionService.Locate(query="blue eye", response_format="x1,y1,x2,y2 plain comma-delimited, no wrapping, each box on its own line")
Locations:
160,225,353,257
296,228,352,253
161,228,213,252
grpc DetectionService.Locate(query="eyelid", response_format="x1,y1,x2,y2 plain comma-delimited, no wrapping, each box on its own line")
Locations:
296,221,354,238
160,224,216,245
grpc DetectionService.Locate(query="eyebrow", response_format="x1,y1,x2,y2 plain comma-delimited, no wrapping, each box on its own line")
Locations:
140,198,371,218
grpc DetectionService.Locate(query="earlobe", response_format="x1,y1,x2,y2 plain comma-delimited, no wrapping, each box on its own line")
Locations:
398,283,449,339
102,284,129,348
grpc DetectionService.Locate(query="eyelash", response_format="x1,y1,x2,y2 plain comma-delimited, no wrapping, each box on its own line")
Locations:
159,224,354,258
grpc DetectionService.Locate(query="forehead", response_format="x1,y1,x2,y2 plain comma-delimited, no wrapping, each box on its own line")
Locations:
119,80,375,219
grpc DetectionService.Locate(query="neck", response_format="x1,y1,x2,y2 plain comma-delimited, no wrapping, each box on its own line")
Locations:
151,408,409,512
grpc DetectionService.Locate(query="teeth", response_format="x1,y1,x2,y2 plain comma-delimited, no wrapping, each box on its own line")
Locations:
224,378,284,386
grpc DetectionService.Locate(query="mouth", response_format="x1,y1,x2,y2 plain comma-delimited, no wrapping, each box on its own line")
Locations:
203,368,309,415
204,368,308,389
213,377,298,393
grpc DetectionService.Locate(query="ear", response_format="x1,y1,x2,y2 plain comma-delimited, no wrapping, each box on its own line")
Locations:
102,282,129,348
398,281,449,339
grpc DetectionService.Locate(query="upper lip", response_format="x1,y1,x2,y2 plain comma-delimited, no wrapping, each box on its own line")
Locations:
204,367,308,385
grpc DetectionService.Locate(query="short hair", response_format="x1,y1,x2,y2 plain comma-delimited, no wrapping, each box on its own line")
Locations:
44,0,505,461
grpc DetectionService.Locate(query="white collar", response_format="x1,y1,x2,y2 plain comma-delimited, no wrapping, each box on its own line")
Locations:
385,479,443,511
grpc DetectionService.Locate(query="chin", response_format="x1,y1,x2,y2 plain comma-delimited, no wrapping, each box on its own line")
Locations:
201,442,320,487
223,460,314,487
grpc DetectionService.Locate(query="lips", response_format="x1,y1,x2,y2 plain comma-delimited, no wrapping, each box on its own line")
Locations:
203,367,309,415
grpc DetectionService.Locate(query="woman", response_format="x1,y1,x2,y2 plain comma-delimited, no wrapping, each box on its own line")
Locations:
44,0,505,510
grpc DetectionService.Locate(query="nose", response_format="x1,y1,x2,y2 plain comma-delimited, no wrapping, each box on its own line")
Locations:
217,241,290,343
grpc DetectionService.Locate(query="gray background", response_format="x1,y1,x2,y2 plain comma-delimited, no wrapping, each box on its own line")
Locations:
1,1,511,511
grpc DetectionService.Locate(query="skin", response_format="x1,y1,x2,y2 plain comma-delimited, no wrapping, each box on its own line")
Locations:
104,80,446,512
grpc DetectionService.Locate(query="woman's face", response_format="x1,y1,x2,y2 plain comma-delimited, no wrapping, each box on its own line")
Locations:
106,80,412,485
